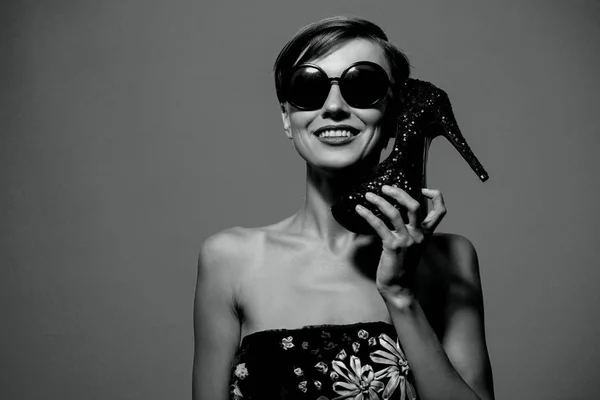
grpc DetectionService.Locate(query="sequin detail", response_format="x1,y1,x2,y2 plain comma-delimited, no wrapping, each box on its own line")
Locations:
331,78,489,234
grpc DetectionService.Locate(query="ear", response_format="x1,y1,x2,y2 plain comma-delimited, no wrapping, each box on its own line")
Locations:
280,104,292,139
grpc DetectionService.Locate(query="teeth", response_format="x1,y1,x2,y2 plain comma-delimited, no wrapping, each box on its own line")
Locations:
318,130,354,138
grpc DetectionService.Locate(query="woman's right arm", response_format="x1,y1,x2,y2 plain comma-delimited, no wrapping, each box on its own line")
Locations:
193,230,243,400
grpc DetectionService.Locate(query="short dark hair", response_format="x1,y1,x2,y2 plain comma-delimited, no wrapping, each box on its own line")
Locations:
273,16,411,105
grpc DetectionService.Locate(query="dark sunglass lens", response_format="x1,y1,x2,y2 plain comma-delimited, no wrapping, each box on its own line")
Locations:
341,64,389,108
287,67,328,110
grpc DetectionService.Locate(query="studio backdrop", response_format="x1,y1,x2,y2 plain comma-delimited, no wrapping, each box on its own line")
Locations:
1,1,599,399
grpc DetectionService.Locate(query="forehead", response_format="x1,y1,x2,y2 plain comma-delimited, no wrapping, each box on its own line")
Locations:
306,39,390,77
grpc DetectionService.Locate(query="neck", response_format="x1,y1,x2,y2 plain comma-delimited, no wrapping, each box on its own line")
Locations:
289,138,432,249
290,154,380,250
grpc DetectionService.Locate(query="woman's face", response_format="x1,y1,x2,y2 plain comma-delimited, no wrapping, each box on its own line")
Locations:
281,38,394,172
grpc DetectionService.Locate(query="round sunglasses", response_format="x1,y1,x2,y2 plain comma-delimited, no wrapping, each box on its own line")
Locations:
282,61,391,111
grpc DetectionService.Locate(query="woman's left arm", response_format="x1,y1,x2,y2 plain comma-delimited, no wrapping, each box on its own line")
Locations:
381,235,494,400
440,234,495,400
356,186,494,400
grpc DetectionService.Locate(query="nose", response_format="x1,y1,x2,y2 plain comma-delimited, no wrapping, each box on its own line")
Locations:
321,83,351,118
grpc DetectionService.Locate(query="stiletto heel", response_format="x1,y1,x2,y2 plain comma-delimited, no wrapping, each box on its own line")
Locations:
331,78,489,234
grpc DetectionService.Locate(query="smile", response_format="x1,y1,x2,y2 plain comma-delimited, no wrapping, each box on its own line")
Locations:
317,129,355,138
315,131,359,145
313,125,361,145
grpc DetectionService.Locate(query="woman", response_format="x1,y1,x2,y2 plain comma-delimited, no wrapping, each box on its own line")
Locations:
193,16,494,400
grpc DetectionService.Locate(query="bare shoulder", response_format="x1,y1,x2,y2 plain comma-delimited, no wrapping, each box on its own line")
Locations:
428,232,482,284
416,233,483,318
200,226,258,259
197,226,263,281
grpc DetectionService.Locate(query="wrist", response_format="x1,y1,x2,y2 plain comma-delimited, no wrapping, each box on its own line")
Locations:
378,286,417,310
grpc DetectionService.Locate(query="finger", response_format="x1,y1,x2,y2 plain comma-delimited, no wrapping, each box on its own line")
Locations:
364,191,409,235
381,185,420,227
354,204,397,242
420,188,447,231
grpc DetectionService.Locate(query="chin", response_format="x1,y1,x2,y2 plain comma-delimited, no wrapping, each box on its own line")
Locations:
296,142,379,172
311,155,370,174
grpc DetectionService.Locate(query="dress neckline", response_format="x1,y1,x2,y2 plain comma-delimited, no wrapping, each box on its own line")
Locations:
240,320,394,345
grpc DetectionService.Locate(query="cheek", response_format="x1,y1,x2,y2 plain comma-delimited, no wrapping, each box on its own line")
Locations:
358,108,396,144
359,109,388,129
360,97,390,126
289,112,314,133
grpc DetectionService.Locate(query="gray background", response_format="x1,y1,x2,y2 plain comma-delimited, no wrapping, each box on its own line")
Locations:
2,1,599,399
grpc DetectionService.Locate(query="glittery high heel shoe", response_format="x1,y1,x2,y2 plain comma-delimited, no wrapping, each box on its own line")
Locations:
331,78,489,234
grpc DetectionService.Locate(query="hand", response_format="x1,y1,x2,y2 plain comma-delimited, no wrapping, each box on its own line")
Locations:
355,186,447,297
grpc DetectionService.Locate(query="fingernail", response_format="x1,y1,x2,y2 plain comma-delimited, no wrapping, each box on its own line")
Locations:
382,185,391,191
355,204,365,211
365,192,375,199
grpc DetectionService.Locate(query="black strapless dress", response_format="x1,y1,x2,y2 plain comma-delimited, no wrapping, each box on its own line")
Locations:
228,321,417,400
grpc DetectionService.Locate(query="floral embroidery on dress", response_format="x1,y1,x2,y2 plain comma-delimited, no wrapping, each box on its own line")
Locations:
281,336,294,350
335,349,347,360
229,322,417,400
230,380,243,399
324,341,337,350
315,361,329,374
331,355,385,400
358,329,369,340
370,333,417,400
234,363,248,380
298,380,308,393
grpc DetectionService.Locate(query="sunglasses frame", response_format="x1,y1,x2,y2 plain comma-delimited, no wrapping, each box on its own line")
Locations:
283,61,392,111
